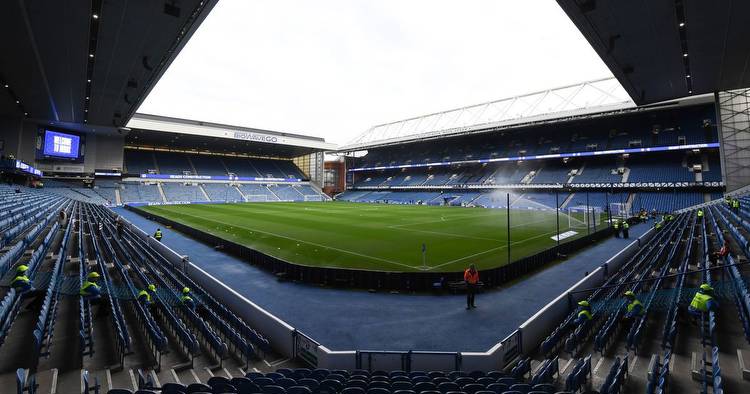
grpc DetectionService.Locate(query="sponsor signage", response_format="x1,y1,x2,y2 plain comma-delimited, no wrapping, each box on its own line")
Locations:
232,131,279,144
348,142,721,172
15,160,43,176
139,173,302,182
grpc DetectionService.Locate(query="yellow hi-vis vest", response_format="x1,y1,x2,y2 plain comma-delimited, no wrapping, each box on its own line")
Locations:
154,230,163,239
623,222,629,229
627,299,644,315
138,290,151,303
578,309,592,321
613,222,619,229
697,210,704,217
80,281,99,296
12,275,30,287
690,292,713,312
180,295,193,303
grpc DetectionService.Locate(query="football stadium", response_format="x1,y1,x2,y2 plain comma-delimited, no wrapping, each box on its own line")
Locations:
1,1,750,393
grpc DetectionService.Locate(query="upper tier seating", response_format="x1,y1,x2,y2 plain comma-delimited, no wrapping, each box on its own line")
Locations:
124,150,156,174
124,149,309,180
154,151,193,174
189,154,228,176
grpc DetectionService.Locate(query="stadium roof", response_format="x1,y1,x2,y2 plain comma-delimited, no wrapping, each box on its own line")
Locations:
126,113,335,158
340,78,634,151
557,0,750,105
0,0,217,129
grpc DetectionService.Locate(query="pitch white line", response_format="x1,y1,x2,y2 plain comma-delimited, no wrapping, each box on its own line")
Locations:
427,229,562,270
388,213,494,229
165,211,421,271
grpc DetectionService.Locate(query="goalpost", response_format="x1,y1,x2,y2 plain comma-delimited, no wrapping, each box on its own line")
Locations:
609,202,631,221
245,195,269,202
567,205,603,230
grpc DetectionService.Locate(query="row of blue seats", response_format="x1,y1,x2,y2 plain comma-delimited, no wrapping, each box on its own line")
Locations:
709,205,750,341
0,197,64,249
78,204,95,358
92,206,170,362
104,212,203,363
559,215,684,356
627,214,696,351
132,223,272,355
86,204,132,365
124,150,307,179
698,208,721,394
103,365,582,394
0,217,61,350
31,202,74,368
118,211,264,363
593,215,686,354
359,105,715,168
599,354,628,394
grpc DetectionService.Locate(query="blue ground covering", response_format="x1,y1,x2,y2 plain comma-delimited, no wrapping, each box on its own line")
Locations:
115,207,648,352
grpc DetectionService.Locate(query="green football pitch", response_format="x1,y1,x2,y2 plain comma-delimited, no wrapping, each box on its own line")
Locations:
140,202,599,273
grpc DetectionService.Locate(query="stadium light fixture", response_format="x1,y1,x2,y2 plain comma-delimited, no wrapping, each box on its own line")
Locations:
87,79,91,83
686,75,691,78
3,84,7,88
679,22,685,27
86,96,90,100
89,53,94,58
683,53,688,57
92,14,99,19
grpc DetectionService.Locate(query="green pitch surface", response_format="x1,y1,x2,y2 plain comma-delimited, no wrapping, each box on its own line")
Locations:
141,202,593,272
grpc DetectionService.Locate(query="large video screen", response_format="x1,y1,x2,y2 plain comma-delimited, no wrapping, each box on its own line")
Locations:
41,130,81,159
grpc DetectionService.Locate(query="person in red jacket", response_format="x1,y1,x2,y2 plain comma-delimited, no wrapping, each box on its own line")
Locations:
464,264,479,309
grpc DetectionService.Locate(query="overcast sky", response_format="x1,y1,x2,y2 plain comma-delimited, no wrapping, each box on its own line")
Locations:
137,0,614,145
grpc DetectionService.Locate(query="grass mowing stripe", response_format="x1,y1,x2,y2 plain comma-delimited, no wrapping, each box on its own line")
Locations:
149,206,421,270
142,202,585,272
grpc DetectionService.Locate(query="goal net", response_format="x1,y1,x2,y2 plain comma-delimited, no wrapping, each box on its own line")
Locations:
567,206,603,230
304,194,324,202
609,202,631,221
245,195,269,202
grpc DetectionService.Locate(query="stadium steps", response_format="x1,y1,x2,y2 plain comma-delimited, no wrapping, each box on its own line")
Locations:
570,162,585,183
187,154,199,175
266,186,281,201
219,157,232,175
198,184,211,201
520,168,538,184
233,185,248,202
156,183,167,203
150,151,160,174
559,193,575,209
621,167,630,183
247,160,263,177
115,187,122,205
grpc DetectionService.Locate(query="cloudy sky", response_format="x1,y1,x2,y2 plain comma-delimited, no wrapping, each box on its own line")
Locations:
137,0,614,145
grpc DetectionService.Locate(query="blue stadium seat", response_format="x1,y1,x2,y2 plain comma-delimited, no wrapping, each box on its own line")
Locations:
161,382,188,394
186,383,213,394
287,386,313,394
